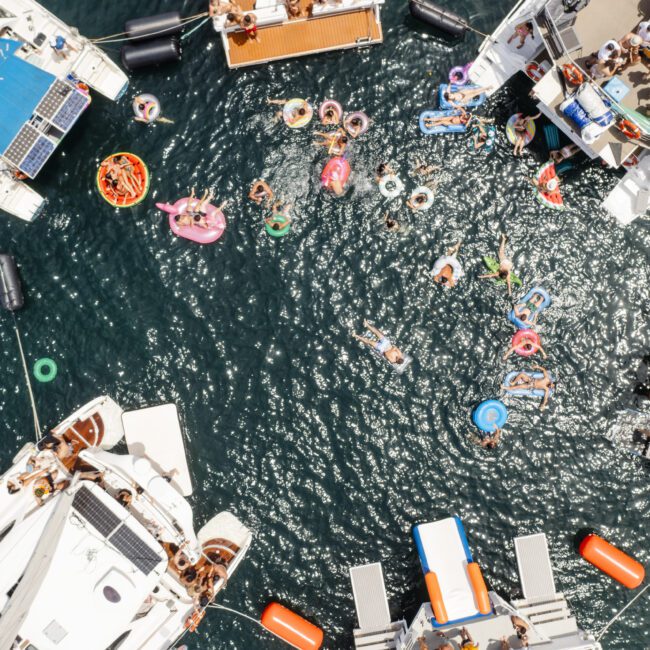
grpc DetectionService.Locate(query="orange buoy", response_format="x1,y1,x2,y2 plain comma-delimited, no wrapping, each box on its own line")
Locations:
579,534,645,589
261,602,323,650
425,571,448,624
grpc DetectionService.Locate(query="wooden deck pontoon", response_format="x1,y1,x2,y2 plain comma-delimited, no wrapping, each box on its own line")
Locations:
213,0,384,68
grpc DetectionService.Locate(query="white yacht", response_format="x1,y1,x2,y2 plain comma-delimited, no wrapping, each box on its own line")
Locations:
350,516,601,650
0,0,128,223
0,396,252,650
468,0,649,225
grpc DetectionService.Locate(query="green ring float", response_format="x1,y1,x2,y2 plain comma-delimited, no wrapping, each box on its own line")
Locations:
265,215,291,238
33,358,58,383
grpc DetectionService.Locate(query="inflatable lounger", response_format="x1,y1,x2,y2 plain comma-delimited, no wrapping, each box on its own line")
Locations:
365,330,413,375
413,517,492,626
467,124,496,154
509,286,551,330
419,110,467,135
503,370,555,398
438,83,486,110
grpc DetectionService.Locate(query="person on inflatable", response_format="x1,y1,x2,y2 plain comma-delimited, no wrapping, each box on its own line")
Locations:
320,104,340,125
512,289,547,328
529,173,561,195
422,109,470,130
248,179,274,206
479,233,516,295
345,114,368,138
375,162,396,183
406,181,437,211
503,366,555,410
512,113,540,156
503,333,547,360
433,241,462,288
101,156,142,200
468,117,494,152
267,97,309,125
507,21,534,49
352,320,405,366
383,212,400,232
442,85,492,108
176,188,217,228
475,428,501,449
313,129,348,155
265,201,292,233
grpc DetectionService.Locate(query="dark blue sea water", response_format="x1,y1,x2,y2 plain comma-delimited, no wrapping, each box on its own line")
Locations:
0,0,649,648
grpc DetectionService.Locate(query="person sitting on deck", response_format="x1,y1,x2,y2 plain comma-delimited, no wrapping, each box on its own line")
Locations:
585,57,618,80
209,0,236,16
511,615,530,647
443,85,492,108
241,13,260,41
460,626,479,650
503,366,555,411
619,33,643,67
432,241,462,288
249,179,274,206
286,0,301,18
512,113,540,156
528,174,560,195
423,109,470,129
507,21,534,49
479,233,516,295
352,320,405,365
597,39,625,67
225,7,244,27
265,201,292,232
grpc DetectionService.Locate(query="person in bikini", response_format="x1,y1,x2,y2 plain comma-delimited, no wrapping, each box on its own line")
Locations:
265,201,292,232
507,21,534,49
313,128,348,155
345,115,367,138
268,97,310,125
479,233,516,295
503,366,555,410
512,113,540,156
423,109,470,129
432,241,462,288
320,105,340,125
406,181,438,211
442,85,491,107
512,290,546,327
248,179,274,206
241,13,260,41
352,320,405,365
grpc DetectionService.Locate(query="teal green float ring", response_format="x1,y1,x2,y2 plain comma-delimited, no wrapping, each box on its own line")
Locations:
265,216,291,238
33,358,58,383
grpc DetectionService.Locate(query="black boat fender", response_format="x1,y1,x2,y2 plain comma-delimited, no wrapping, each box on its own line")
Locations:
409,0,469,37
121,37,182,71
0,254,24,312
124,12,183,42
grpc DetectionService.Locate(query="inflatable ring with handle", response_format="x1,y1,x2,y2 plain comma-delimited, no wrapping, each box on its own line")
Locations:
617,119,641,140
562,64,583,86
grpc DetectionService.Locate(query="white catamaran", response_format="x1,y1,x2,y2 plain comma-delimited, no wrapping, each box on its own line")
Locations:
468,0,650,225
0,397,251,650
350,516,601,650
0,0,128,223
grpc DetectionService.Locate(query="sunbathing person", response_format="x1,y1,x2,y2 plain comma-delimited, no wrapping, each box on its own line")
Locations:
423,110,470,129
512,113,540,156
345,115,367,138
265,201,292,233
503,366,555,410
512,291,547,327
406,181,437,210
433,241,462,288
249,179,274,206
442,85,491,107
479,233,515,295
503,333,547,360
352,320,405,365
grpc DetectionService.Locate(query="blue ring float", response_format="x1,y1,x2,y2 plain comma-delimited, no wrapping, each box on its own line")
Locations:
473,399,508,434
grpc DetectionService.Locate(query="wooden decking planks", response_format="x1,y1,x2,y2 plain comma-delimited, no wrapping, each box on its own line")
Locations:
227,9,381,67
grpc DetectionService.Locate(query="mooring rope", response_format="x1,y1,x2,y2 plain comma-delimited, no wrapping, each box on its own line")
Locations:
91,12,208,44
596,582,650,642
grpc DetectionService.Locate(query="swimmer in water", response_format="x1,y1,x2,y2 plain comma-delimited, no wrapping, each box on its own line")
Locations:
248,179,274,206
320,103,341,125
265,201,291,232
503,333,547,360
476,428,501,449
345,114,368,138
375,162,396,183
406,181,438,211
352,320,405,365
383,212,400,232
503,366,555,410
433,241,462,288
267,97,310,124
412,158,441,177
479,233,516,295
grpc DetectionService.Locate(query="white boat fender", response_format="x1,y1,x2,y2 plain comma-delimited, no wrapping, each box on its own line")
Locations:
0,254,24,312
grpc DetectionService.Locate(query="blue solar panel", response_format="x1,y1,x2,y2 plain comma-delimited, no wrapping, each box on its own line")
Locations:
52,91,88,132
19,135,55,177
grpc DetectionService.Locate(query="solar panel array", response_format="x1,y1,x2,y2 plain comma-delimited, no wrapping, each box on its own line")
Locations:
2,124,57,178
3,124,40,167
72,486,162,576
51,90,89,132
20,136,56,178
35,80,72,121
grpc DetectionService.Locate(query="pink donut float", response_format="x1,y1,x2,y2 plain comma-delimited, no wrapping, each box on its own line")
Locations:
321,157,350,193
156,198,226,244
511,329,541,357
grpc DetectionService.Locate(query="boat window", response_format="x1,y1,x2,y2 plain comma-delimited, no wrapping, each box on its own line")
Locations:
105,631,130,650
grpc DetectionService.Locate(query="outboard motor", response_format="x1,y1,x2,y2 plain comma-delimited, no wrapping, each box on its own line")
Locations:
409,0,469,37
0,254,24,312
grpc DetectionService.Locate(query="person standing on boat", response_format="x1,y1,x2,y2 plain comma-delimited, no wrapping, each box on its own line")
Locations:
507,21,534,49
479,233,516,295
242,13,260,41
49,34,77,59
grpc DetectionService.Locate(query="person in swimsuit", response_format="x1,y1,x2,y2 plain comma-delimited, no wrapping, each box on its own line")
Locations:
320,104,340,125
507,21,534,49
443,85,491,107
503,332,547,360
265,201,292,232
477,427,501,449
241,13,260,41
460,627,479,650
586,57,618,80
225,7,244,26
550,144,580,164
383,212,400,232
503,366,554,410
286,0,301,18
412,159,440,177
511,615,530,647
345,116,367,138
512,113,540,156
375,162,396,183
423,108,470,128
479,233,516,295
268,97,310,124
313,129,348,155
406,181,437,211
513,291,546,327
209,0,236,16
529,174,560,195
249,179,274,206
352,320,405,365
432,241,462,288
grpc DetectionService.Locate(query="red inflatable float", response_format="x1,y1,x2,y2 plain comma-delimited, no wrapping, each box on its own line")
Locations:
579,533,645,589
261,602,324,650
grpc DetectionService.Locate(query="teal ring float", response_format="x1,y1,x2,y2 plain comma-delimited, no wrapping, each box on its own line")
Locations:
33,358,58,383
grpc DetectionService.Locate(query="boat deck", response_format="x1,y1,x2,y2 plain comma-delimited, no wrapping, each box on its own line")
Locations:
224,8,382,67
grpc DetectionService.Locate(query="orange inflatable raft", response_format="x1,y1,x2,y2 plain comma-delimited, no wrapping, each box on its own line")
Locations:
579,533,645,589
97,152,150,208
261,602,323,650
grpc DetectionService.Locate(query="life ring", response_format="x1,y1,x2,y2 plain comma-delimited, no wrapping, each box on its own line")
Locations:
449,65,469,85
562,64,583,86
97,152,150,208
13,170,28,180
265,215,291,237
472,399,508,434
378,174,404,199
184,610,205,633
344,111,369,137
282,98,313,129
511,329,541,357
76,82,90,95
526,62,544,82
319,99,343,124
132,93,161,123
617,119,641,140
33,358,58,383
408,186,434,210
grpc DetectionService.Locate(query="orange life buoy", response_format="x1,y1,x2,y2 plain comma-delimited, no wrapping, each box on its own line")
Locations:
184,609,205,633
526,63,544,82
618,119,641,140
562,64,583,86
13,170,28,180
